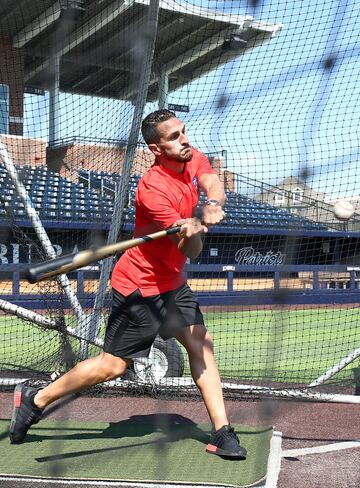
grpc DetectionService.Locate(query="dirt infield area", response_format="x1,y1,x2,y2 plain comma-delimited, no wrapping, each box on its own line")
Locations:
0,391,359,488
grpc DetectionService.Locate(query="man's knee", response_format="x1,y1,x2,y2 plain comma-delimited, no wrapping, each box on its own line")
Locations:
183,327,214,358
98,353,129,380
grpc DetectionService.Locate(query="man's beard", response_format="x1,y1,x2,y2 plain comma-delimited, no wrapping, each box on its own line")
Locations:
177,146,193,162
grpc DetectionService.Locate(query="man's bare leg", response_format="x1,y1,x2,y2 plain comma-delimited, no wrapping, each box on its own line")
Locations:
175,325,247,458
175,325,228,430
34,352,129,409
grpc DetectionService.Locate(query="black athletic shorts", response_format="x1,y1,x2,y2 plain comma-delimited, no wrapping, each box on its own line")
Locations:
103,283,205,359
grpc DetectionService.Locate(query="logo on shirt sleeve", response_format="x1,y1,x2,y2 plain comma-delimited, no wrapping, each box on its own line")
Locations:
192,176,198,189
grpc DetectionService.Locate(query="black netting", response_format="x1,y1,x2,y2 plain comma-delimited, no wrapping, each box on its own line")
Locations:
0,0,359,400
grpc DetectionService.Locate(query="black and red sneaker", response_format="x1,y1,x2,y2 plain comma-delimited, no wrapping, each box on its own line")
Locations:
206,424,247,459
9,384,43,444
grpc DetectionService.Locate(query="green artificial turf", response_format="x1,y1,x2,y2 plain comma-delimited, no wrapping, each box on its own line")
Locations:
0,419,272,487
1,307,359,384
199,308,360,382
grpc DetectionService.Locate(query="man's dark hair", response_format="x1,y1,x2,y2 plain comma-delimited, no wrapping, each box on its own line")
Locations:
141,109,177,144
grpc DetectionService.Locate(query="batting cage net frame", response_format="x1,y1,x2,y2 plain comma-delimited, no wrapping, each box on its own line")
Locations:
0,0,359,404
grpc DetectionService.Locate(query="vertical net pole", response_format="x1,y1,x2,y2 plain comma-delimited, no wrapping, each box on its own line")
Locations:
87,0,161,348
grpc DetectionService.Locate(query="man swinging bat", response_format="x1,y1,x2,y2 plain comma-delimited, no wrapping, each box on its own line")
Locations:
9,109,247,459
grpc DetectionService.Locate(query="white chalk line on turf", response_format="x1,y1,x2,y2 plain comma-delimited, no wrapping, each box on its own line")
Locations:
282,440,360,458
264,430,282,488
261,434,360,488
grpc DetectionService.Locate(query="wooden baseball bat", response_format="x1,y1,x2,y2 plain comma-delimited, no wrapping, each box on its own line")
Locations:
26,226,181,283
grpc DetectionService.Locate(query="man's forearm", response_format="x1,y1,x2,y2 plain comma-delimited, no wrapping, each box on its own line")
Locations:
205,188,226,206
199,173,227,207
178,234,203,259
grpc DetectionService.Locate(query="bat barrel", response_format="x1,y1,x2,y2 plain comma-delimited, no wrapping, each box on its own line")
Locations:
26,254,76,283
25,226,182,283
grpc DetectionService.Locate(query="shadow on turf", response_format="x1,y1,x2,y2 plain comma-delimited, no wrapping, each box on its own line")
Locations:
33,414,206,462
13,414,261,463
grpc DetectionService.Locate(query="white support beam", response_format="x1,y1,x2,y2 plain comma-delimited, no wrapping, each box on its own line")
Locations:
48,55,61,144
0,298,103,348
0,136,89,351
158,70,168,109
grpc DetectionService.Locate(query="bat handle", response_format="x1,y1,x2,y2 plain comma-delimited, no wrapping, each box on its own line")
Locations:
165,225,181,234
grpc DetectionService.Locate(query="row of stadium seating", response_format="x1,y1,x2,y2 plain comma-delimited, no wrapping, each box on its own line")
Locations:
0,164,327,230
208,192,327,230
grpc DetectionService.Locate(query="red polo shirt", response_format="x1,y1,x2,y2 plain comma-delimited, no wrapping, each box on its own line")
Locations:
110,148,215,296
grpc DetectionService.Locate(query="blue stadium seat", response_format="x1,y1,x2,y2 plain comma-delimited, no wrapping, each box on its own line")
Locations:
42,203,57,211
73,210,87,220
0,165,327,231
41,209,58,219
59,210,73,219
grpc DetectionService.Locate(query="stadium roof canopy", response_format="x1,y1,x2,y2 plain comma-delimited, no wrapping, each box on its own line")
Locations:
0,0,282,102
